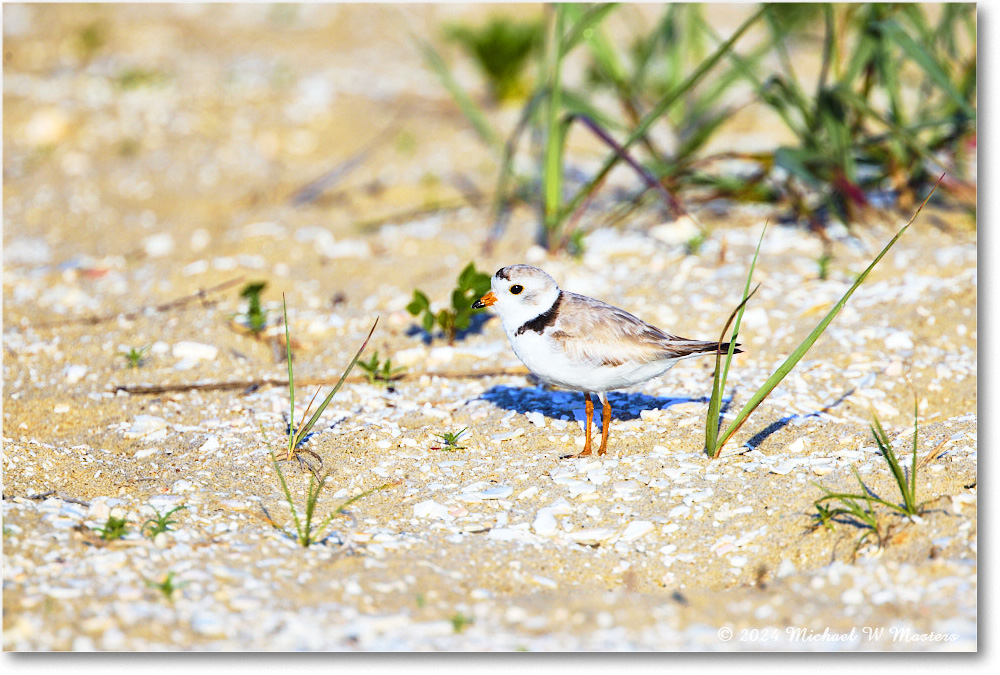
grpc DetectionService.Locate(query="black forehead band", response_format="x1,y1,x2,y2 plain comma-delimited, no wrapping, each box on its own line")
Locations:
495,267,510,280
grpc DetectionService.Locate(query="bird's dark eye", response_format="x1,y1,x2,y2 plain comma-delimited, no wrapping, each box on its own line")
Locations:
510,284,524,295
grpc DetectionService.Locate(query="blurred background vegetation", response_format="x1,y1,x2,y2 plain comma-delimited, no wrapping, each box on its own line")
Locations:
424,2,976,255
4,3,976,266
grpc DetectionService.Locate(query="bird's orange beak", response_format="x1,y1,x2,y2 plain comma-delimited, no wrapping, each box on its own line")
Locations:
472,291,497,309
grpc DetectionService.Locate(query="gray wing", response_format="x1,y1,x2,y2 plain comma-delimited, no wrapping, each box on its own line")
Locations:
550,292,726,367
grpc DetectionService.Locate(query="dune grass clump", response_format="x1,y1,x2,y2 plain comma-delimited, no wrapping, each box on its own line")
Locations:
446,16,544,103
422,4,974,253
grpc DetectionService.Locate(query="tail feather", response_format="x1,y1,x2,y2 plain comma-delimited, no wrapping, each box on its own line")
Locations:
669,340,743,359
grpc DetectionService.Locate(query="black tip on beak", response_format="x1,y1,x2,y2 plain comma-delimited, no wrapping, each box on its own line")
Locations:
472,299,485,309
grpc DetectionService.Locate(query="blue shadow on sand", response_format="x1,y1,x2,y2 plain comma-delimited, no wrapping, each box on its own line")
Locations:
405,312,494,345
480,384,718,422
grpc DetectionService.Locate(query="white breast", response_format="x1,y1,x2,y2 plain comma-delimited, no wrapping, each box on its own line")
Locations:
507,330,680,393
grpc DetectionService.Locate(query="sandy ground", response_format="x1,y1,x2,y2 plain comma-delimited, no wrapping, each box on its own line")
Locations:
2,4,977,651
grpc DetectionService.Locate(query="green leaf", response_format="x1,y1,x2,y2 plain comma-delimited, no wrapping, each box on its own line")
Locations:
473,274,492,297
457,262,476,290
407,290,430,316
452,288,467,312
421,312,435,333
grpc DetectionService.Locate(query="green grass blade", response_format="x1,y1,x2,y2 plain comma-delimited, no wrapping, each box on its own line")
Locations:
711,177,942,455
302,474,327,546
543,5,566,242
721,226,765,397
416,38,500,152
910,397,919,507
877,19,975,117
705,283,760,454
852,466,882,530
564,3,628,94
872,414,917,514
560,3,620,57
283,295,295,457
313,482,394,540
292,318,379,449
560,5,766,221
707,224,765,457
269,451,302,540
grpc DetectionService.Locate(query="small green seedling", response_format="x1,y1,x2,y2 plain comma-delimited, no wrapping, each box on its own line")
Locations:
94,515,128,541
685,232,707,256
141,505,187,539
121,345,149,369
240,281,269,334
115,67,167,90
407,262,492,345
145,572,185,602
435,428,469,451
357,351,406,387
450,612,474,633
816,253,833,280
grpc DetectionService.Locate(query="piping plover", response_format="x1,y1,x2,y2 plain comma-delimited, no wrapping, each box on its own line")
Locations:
473,264,741,457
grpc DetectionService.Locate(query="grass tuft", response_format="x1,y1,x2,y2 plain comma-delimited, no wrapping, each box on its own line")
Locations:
705,177,942,458
263,294,390,548
812,400,944,557
282,295,378,461
265,451,393,548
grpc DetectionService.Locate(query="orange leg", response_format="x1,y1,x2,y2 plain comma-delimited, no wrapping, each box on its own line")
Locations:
562,392,594,459
598,394,611,456
581,392,594,456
